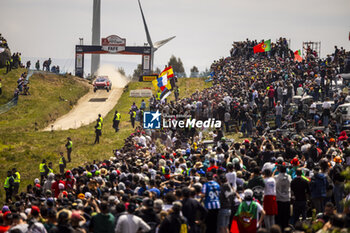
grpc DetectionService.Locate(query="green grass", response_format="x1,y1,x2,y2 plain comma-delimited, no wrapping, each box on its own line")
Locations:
0,73,211,203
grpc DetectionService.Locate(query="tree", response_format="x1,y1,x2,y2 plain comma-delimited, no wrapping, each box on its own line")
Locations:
168,55,185,77
190,66,199,77
155,67,161,74
199,68,210,77
132,64,143,80
190,66,199,73
118,67,126,76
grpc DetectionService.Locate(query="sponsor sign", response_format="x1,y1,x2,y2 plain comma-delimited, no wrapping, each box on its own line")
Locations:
142,75,157,82
76,54,83,68
101,35,126,46
102,46,125,53
129,89,153,97
143,55,150,70
101,35,126,54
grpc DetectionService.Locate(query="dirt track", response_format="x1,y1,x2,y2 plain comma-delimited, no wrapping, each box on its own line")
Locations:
43,69,127,131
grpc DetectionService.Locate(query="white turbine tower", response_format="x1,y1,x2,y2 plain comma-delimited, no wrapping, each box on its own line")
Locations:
91,0,101,76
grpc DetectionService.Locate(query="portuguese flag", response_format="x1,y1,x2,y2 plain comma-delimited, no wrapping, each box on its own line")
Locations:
230,201,258,233
253,39,271,53
294,50,303,62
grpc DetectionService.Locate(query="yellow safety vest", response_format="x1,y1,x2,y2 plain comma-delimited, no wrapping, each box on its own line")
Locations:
99,117,103,125
156,92,161,100
67,141,73,149
96,122,102,130
116,113,121,121
39,163,45,173
4,177,10,188
59,157,64,165
133,111,136,118
48,167,53,174
14,172,20,183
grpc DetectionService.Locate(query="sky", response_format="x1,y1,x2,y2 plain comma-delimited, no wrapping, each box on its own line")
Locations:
1,0,350,76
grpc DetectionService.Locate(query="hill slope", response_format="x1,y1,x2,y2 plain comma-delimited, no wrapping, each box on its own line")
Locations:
0,74,211,203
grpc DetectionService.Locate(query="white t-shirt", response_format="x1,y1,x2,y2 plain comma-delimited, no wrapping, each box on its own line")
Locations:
139,136,146,146
225,171,237,191
264,177,276,196
322,101,331,109
309,103,316,114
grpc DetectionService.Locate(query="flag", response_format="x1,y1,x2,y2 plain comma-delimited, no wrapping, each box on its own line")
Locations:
152,66,174,100
152,78,158,90
294,50,302,62
158,66,173,90
230,201,258,233
161,66,174,79
253,39,271,53
160,87,172,101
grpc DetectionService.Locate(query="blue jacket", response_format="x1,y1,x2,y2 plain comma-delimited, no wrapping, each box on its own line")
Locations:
310,173,328,198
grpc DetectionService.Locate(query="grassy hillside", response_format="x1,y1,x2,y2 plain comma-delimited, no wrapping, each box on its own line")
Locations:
0,68,90,133
0,74,212,202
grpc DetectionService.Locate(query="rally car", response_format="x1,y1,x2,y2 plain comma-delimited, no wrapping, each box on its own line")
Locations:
93,76,112,92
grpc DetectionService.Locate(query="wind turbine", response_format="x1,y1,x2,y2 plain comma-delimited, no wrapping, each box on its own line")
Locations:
138,0,176,72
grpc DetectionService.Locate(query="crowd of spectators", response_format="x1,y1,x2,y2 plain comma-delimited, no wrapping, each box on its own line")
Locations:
0,34,9,49
1,38,350,233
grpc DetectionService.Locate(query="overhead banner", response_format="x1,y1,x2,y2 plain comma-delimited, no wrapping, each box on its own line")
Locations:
101,35,126,54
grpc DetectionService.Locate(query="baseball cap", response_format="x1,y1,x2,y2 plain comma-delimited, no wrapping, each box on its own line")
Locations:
244,189,253,198
31,206,40,215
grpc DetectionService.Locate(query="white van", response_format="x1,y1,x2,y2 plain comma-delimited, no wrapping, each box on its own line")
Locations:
334,103,350,122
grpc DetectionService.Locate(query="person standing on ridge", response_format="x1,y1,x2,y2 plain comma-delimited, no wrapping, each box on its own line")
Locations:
65,137,73,162
113,110,121,132
35,60,40,70
94,118,102,144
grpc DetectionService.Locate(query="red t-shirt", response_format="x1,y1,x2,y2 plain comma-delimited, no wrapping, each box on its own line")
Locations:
0,225,10,233
207,165,218,172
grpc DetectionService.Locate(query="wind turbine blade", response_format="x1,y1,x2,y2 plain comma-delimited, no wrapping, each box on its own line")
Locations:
138,0,153,47
154,36,176,49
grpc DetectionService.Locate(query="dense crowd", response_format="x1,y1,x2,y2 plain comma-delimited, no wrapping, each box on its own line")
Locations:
2,38,350,233
0,34,9,49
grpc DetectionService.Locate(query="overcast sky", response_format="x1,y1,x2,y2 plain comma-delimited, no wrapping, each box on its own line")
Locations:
1,0,350,75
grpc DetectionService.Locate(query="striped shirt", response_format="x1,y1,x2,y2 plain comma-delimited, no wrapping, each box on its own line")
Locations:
202,180,221,209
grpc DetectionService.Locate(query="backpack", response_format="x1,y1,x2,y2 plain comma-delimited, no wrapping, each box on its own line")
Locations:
178,216,188,233
179,223,188,233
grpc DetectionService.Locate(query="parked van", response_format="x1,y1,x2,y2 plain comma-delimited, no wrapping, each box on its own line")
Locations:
334,103,350,122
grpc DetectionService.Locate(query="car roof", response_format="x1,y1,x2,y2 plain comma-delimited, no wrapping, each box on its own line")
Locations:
339,103,350,107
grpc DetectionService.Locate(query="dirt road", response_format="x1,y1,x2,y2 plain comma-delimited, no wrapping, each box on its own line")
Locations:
43,66,128,131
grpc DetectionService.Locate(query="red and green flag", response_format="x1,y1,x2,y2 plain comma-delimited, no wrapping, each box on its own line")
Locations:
230,201,258,233
253,39,271,53
294,50,302,62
